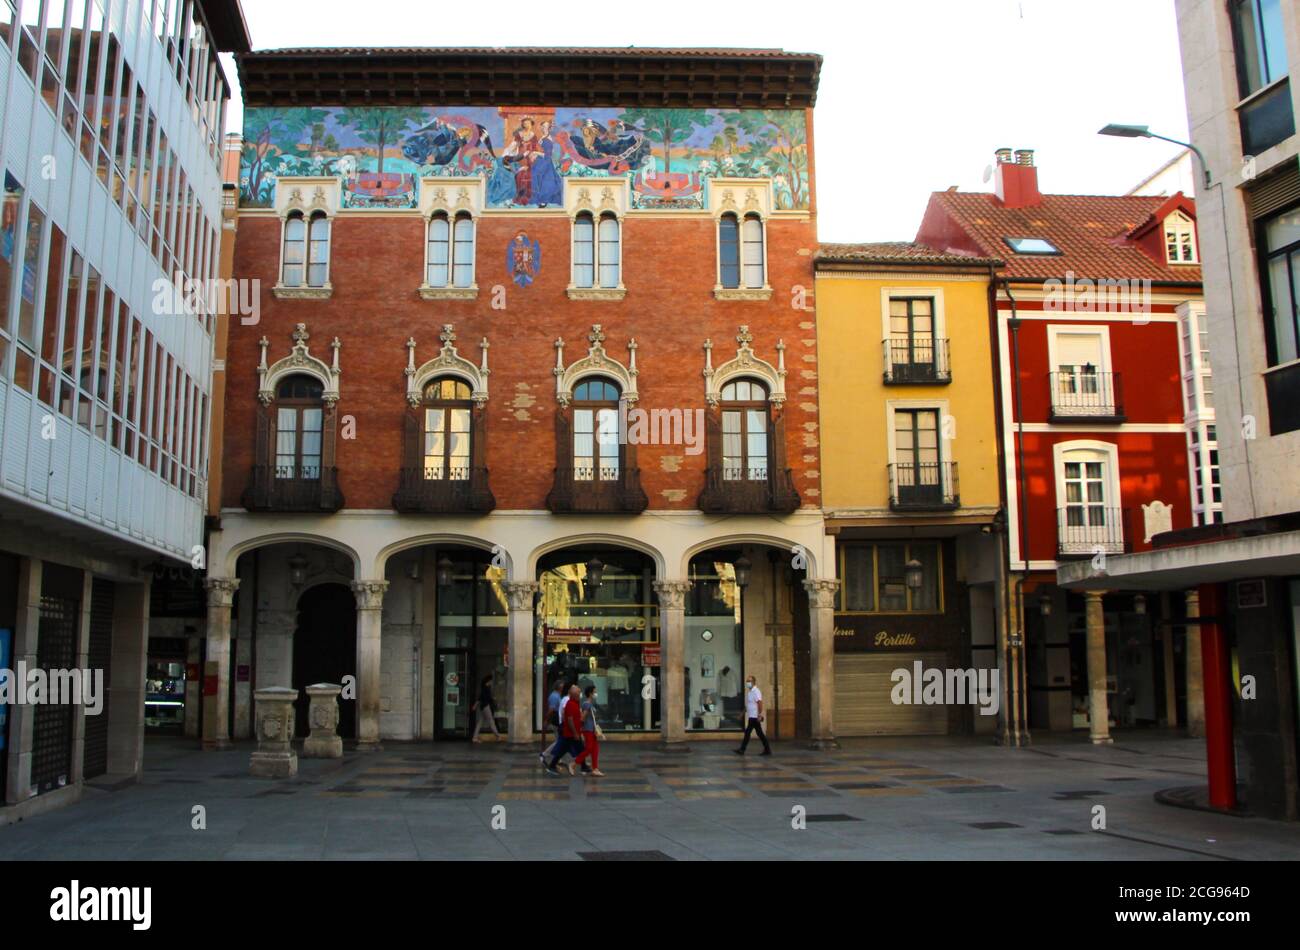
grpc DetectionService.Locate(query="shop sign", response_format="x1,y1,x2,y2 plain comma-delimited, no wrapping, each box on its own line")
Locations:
545,627,595,644
642,646,661,666
832,614,947,651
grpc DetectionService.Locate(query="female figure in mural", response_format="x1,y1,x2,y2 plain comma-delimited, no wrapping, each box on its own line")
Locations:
503,117,541,206
529,119,564,208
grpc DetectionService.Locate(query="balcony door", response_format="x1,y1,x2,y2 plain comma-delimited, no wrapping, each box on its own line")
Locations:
423,378,472,481
1051,329,1112,416
275,375,324,480
1059,448,1120,553
894,408,941,507
888,297,936,381
573,378,621,482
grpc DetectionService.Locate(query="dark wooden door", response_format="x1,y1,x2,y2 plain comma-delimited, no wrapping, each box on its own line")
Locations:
792,570,812,740
292,584,357,739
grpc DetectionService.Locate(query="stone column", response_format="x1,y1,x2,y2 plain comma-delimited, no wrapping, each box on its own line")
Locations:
1085,590,1112,744
250,687,298,778
4,558,41,803
654,579,692,751
70,572,94,786
106,579,150,779
804,578,841,750
302,684,343,758
504,581,539,749
202,577,239,751
1183,589,1206,738
351,580,388,752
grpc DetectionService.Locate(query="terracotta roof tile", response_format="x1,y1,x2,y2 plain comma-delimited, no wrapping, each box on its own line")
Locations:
925,191,1203,284
815,241,1003,267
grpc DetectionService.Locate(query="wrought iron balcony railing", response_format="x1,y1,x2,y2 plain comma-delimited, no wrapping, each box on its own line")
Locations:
698,464,800,514
1048,371,1125,421
392,465,496,514
1057,506,1127,557
242,464,344,512
888,461,959,510
882,337,951,384
546,465,648,514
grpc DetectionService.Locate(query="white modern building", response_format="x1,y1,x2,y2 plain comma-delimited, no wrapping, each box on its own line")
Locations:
0,0,248,821
1062,0,1300,820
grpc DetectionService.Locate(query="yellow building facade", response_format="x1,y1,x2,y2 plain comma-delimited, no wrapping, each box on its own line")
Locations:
814,244,1007,737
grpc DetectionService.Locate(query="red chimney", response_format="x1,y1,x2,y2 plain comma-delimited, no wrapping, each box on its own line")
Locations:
994,148,1041,208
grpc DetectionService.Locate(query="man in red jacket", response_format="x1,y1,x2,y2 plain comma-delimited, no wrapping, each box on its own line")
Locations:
546,684,586,776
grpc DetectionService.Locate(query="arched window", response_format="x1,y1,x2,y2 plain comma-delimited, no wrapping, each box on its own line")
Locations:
282,212,306,287
274,374,324,480
573,377,621,481
718,213,740,288
598,212,620,288
718,212,766,289
720,378,769,481
426,214,450,286
427,212,476,288
742,213,765,287
573,212,595,288
423,377,472,481
306,212,330,286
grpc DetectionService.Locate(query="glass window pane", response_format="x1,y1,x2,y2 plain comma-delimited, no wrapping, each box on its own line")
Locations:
573,215,594,288
719,215,739,288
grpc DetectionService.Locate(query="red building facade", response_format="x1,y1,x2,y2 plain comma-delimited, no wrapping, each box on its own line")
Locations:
918,149,1209,739
203,49,839,751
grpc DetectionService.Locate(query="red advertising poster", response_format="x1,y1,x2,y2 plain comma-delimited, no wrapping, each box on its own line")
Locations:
642,646,661,666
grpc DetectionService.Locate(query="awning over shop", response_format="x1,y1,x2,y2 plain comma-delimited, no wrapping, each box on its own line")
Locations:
1057,529,1300,591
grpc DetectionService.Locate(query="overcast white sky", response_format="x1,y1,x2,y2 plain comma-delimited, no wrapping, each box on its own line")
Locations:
221,0,1192,242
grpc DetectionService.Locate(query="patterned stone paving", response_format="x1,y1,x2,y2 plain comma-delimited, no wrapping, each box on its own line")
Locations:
310,745,1012,803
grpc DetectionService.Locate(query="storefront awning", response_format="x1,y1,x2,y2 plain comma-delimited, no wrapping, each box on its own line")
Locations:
1056,529,1300,591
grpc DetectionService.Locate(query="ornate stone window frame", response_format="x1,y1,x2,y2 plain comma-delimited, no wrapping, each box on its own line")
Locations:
257,323,341,407
272,178,339,300
710,178,774,301
419,177,483,300
553,324,638,408
405,324,490,408
703,325,785,408
565,179,628,301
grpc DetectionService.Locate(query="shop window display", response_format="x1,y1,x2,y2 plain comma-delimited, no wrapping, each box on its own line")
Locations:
537,550,659,732
686,556,745,731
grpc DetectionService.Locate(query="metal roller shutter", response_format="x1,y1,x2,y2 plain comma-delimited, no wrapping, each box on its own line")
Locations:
83,579,115,780
1247,158,1300,220
834,652,950,736
31,595,78,793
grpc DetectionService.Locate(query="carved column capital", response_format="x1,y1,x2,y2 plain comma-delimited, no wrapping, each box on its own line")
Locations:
802,577,840,610
350,580,389,611
205,577,240,608
653,579,693,611
504,581,540,612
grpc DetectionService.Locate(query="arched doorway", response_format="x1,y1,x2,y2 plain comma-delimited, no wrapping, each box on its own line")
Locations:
292,583,357,739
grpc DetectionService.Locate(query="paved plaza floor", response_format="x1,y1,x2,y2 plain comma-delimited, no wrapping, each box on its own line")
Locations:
3,732,1299,860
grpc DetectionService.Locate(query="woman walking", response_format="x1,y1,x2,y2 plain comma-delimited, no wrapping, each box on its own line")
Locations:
470,674,500,742
574,684,605,776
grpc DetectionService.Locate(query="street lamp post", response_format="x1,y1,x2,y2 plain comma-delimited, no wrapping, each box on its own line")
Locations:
1097,124,1212,189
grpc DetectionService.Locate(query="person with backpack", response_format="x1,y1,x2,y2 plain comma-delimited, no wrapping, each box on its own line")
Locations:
470,674,500,742
573,684,605,776
546,684,586,776
540,679,566,766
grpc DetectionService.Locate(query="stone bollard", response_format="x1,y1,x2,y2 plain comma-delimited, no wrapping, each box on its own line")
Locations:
302,683,344,758
251,687,298,778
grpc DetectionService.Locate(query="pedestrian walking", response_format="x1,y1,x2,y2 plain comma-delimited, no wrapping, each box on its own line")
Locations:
470,674,499,742
734,675,772,756
540,679,566,766
546,684,586,775
574,684,605,776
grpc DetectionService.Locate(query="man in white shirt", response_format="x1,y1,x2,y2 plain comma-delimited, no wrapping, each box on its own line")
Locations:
734,675,772,756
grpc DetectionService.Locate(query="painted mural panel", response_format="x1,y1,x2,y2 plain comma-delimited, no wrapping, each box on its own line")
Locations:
240,106,809,212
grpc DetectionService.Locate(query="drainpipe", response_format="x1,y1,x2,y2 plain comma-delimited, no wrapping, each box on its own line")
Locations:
1003,278,1030,747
